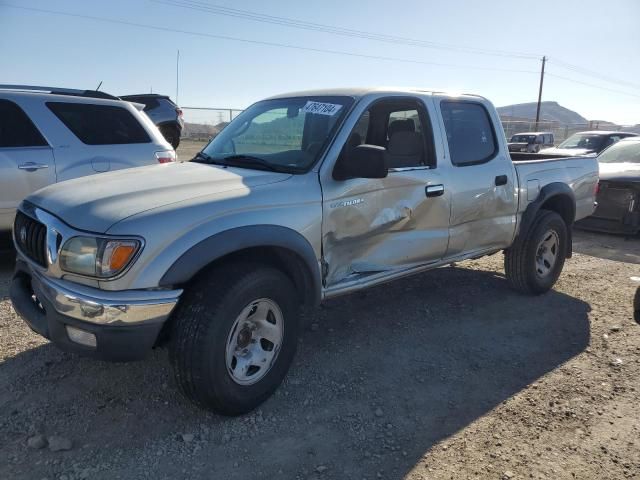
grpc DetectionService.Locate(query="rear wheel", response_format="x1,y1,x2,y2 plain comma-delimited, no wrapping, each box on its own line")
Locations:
169,263,300,415
160,125,180,149
505,210,568,294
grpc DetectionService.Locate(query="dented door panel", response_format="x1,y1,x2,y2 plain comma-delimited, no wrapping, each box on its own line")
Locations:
321,169,450,287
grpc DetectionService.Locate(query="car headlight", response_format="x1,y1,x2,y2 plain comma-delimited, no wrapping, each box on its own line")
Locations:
59,237,142,278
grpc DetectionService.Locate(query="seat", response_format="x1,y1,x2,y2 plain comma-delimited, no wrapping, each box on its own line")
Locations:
385,131,424,168
387,119,415,140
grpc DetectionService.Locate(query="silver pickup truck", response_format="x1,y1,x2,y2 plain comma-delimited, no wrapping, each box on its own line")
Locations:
10,88,598,415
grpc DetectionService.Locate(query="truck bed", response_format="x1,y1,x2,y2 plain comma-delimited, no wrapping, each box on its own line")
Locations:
511,152,599,223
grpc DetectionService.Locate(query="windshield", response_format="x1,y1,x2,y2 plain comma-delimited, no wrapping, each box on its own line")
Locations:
199,96,354,172
598,141,640,164
557,133,605,150
510,134,536,143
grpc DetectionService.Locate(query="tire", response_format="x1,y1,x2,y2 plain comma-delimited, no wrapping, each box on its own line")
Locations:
505,209,568,294
633,286,640,324
169,263,300,415
160,125,180,149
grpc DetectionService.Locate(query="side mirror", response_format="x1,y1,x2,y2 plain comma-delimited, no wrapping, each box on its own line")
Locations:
334,144,388,180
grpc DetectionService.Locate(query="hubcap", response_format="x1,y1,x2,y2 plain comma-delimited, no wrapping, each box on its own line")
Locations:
535,229,559,278
225,298,284,386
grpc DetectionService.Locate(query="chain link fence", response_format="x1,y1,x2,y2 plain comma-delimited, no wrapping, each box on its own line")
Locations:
181,107,244,140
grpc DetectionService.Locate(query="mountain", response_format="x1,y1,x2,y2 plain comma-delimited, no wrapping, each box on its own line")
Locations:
497,101,588,124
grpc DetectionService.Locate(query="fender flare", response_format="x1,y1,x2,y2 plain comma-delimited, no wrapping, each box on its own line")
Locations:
516,182,576,258
159,225,322,305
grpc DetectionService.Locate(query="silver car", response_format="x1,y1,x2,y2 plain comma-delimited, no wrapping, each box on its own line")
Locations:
0,85,176,234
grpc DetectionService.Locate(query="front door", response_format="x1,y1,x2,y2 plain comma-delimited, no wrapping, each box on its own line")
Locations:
320,96,450,288
0,99,56,231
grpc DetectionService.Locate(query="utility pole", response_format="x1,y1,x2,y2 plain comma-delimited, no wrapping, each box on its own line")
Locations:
176,49,180,104
535,56,546,130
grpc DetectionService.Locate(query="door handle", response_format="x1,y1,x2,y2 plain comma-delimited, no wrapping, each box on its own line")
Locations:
495,175,508,186
18,163,49,171
426,184,445,197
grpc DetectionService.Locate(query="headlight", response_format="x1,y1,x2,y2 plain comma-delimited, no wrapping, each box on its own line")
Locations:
59,237,141,278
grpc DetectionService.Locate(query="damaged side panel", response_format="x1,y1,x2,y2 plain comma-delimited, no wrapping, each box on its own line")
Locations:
322,170,450,287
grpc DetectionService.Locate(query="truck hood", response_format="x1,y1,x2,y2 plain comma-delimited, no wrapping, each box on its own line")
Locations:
598,162,640,182
540,147,596,157
27,162,291,232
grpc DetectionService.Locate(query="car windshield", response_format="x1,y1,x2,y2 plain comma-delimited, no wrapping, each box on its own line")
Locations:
510,134,536,143
598,141,640,164
557,133,605,150
199,96,354,172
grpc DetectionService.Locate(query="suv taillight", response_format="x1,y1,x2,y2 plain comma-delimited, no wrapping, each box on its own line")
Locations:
155,150,176,164
176,108,183,117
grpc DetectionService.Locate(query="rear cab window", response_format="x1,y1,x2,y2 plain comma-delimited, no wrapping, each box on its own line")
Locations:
440,101,497,166
47,102,151,145
0,99,48,148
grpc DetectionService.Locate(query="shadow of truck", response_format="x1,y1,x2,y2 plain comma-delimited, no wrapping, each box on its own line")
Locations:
0,263,590,480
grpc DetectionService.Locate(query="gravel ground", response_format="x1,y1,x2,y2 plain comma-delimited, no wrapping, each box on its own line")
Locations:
1,230,639,480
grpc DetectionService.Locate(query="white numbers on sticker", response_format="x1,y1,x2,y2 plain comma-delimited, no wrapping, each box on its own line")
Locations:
302,101,342,116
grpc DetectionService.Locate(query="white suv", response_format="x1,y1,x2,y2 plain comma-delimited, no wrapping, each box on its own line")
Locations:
0,85,176,234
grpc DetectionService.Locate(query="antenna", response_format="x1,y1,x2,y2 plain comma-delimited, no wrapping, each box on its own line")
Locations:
96,80,103,91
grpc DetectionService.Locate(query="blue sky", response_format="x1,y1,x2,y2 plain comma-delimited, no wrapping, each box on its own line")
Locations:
1,0,639,124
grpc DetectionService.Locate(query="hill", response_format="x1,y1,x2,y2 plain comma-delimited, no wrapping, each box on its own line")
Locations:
497,101,588,124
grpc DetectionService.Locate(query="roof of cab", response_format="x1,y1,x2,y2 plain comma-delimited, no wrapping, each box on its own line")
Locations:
574,130,639,136
265,87,487,102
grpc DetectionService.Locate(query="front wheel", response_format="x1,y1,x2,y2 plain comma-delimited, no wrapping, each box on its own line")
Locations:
505,210,568,294
169,264,300,415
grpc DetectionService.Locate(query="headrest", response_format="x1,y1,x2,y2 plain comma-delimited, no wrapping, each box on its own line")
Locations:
388,119,415,137
387,131,423,156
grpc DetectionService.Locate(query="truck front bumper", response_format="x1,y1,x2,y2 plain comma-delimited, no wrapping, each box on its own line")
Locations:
10,261,182,361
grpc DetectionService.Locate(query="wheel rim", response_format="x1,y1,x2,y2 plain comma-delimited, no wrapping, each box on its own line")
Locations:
225,298,284,386
535,229,560,278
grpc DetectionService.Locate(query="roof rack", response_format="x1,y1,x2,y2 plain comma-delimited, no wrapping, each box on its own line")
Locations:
0,84,120,100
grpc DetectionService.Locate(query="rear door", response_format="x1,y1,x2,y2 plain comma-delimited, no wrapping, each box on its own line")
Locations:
320,95,450,288
436,99,518,257
0,99,56,231
45,101,158,180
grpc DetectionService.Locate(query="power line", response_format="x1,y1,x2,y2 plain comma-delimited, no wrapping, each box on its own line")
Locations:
153,0,541,60
157,0,640,94
0,3,539,75
545,71,640,99
548,58,640,91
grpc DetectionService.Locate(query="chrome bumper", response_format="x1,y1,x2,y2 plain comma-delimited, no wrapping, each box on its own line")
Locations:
30,267,182,326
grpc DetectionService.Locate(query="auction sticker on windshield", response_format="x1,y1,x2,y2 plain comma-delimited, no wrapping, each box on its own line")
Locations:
302,101,343,116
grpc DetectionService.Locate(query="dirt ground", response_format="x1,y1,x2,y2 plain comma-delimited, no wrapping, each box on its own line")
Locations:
1,230,639,480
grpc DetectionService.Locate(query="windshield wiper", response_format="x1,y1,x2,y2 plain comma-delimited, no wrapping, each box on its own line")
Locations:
220,154,288,172
191,151,215,163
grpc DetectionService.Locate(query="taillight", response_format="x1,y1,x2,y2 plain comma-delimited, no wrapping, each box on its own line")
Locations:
176,108,183,117
595,182,600,195
155,150,176,164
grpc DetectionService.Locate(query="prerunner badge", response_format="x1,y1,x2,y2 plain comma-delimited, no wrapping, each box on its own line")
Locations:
301,101,343,116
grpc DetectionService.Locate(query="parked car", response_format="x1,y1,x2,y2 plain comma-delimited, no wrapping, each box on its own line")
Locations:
120,94,184,149
507,131,554,153
10,87,598,415
541,130,638,157
0,85,176,235
576,137,640,234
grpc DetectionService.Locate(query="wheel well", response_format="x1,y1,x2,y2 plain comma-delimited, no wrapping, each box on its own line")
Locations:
540,194,574,226
187,246,316,306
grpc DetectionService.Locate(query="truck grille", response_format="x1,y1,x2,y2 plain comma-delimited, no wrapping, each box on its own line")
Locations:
14,211,48,267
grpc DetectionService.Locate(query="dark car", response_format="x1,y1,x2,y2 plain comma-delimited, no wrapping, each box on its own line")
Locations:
507,132,554,153
541,131,638,157
576,137,640,234
120,94,184,148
